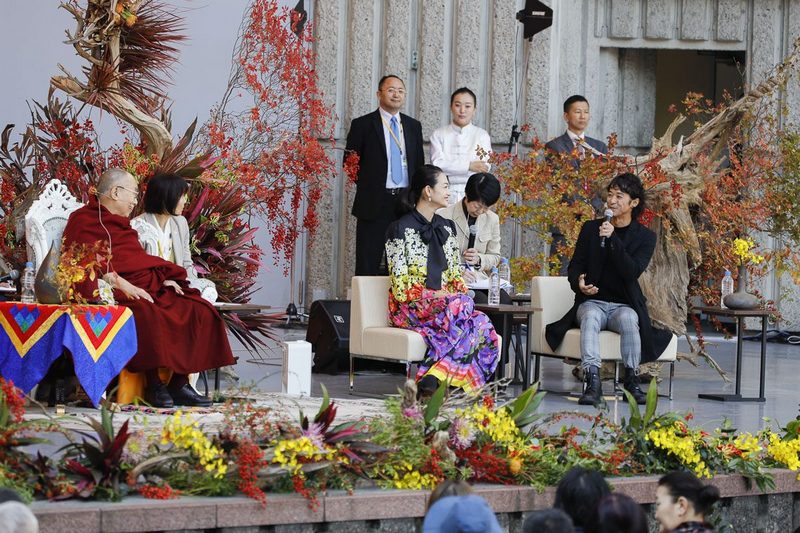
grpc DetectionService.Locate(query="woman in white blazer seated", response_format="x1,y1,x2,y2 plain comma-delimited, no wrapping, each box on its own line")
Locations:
130,173,218,303
438,172,509,305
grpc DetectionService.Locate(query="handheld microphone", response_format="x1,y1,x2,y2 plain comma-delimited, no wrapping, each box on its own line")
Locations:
0,269,19,283
600,208,613,248
467,225,477,249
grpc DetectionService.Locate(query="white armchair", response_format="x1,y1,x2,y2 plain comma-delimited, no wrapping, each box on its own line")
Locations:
349,276,502,393
529,276,677,399
24,180,84,272
349,276,426,392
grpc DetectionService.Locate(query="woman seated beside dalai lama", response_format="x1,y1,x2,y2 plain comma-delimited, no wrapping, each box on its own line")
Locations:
130,172,218,303
385,165,500,397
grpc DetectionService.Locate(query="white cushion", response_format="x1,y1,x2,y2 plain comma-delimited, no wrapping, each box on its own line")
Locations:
361,327,427,361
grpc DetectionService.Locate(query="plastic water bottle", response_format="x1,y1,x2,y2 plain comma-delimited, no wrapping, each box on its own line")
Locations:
20,262,36,304
498,257,512,295
721,269,734,308
488,267,501,306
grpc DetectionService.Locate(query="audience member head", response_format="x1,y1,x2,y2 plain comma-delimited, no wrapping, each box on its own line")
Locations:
606,172,645,221
427,480,473,510
96,168,139,217
463,172,501,217
522,508,574,533
0,501,38,533
402,164,449,214
377,74,406,114
562,94,590,134
656,471,720,533
587,493,649,533
422,494,503,533
450,87,477,128
554,466,611,529
143,173,190,216
0,489,23,504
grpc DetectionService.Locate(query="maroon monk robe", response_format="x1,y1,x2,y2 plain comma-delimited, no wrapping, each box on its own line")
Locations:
62,198,235,374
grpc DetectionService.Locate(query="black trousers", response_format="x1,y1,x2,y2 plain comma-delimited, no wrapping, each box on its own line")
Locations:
355,189,404,276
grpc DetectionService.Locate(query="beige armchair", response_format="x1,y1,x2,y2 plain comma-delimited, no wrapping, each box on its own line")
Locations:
529,276,677,399
349,276,504,393
349,276,426,392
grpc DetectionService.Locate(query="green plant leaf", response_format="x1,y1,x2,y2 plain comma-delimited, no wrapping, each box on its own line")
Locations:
423,380,447,427
643,378,658,425
624,389,642,430
318,383,330,417
515,391,546,428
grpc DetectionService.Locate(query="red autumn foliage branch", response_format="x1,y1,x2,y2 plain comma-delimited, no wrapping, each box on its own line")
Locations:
201,0,338,270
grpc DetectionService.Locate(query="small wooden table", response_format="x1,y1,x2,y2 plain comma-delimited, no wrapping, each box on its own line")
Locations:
475,303,538,389
214,302,273,314
692,306,771,402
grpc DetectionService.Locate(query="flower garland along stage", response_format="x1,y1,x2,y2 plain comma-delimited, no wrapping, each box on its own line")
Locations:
2,378,800,506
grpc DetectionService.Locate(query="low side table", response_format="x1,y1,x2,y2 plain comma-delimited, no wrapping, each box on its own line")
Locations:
474,303,537,389
692,306,770,402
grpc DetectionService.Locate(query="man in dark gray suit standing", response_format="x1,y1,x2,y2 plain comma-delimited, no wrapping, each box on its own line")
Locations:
545,95,608,274
345,75,425,276
545,94,607,159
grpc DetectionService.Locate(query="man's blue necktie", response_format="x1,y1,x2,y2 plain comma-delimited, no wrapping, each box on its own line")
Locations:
390,116,404,185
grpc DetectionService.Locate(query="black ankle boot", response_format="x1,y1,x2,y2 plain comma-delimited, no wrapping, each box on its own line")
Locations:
578,366,603,406
623,367,647,405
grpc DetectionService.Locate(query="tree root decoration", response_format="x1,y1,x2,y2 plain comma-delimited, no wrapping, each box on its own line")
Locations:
51,75,172,157
128,451,190,480
677,349,730,383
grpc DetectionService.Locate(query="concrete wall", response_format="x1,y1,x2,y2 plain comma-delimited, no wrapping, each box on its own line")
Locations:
309,0,800,328
30,470,800,533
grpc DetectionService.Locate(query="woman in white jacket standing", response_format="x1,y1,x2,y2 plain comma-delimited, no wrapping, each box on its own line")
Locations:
430,87,492,205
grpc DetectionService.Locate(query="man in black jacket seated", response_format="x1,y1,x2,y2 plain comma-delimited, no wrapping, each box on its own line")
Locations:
545,173,673,406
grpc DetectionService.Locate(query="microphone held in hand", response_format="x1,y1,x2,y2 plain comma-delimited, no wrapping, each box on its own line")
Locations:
0,269,19,283
600,208,613,248
467,224,477,249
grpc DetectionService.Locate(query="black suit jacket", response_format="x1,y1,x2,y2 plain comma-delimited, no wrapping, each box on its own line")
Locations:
544,218,673,363
545,131,608,158
345,109,425,221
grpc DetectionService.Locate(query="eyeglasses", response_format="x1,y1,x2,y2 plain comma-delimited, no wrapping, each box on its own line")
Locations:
381,88,406,96
115,185,140,198
467,201,489,215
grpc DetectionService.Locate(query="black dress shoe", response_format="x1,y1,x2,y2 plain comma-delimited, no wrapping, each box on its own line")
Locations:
145,381,174,408
169,384,212,407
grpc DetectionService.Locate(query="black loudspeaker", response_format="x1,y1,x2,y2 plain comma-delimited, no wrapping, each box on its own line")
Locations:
306,299,350,374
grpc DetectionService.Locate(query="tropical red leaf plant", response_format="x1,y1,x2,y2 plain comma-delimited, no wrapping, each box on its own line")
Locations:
57,402,132,501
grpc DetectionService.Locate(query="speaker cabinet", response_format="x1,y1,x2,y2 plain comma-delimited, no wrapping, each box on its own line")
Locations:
305,299,350,374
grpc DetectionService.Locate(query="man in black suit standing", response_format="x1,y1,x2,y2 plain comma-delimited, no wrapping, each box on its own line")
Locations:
545,94,607,159
345,75,425,275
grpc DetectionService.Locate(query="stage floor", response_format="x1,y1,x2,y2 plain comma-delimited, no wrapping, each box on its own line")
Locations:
231,325,800,435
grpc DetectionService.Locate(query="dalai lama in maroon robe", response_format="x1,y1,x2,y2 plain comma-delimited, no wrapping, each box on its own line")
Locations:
62,168,235,407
